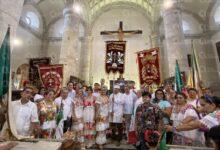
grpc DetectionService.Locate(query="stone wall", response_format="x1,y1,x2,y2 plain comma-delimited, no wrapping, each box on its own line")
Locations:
11,26,42,72
47,18,64,64
211,31,220,80
0,0,24,45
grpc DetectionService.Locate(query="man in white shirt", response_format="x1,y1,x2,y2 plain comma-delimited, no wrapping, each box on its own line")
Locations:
54,87,73,133
109,84,124,146
12,87,39,137
134,90,143,114
67,82,76,100
123,85,136,139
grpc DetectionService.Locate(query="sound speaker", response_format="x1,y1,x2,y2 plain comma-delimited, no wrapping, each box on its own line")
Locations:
216,41,220,62
187,54,192,67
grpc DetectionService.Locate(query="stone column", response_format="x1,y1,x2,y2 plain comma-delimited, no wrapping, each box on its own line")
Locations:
88,36,94,86
59,3,80,85
0,0,24,45
197,38,220,95
80,34,93,85
150,33,160,48
163,0,188,78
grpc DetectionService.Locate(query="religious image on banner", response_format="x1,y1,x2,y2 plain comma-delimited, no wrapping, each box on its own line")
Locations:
105,41,126,74
137,47,161,87
38,64,63,97
29,57,51,88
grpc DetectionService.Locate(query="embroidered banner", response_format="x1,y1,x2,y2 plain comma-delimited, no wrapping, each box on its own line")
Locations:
38,64,63,97
29,57,51,88
105,41,126,74
137,47,161,87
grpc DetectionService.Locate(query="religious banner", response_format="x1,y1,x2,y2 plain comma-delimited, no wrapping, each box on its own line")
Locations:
38,64,63,97
29,57,51,88
105,41,126,74
137,47,161,87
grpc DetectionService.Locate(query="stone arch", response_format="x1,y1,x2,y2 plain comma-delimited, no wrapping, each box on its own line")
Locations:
206,0,218,30
20,4,44,34
157,9,204,36
89,1,153,31
89,0,152,19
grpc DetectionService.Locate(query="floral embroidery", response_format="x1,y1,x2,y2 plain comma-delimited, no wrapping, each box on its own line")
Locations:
83,96,96,146
216,111,220,121
37,99,57,138
210,110,220,121
180,104,194,114
38,100,57,123
135,102,163,141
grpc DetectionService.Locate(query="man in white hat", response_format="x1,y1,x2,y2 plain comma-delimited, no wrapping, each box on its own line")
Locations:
109,84,124,146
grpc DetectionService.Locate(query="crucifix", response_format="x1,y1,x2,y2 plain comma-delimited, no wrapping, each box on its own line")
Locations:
100,21,142,41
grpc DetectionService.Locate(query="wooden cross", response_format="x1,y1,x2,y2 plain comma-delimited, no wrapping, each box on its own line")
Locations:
100,21,142,41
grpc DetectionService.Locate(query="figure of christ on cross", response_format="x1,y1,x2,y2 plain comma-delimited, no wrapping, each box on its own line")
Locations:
100,21,142,41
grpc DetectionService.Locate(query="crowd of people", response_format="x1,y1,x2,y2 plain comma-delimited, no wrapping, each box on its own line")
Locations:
1,79,220,150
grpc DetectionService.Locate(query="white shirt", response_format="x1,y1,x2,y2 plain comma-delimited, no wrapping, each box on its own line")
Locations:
93,92,100,98
68,89,76,100
130,89,137,95
109,92,124,123
134,97,143,116
123,92,136,114
12,100,39,136
33,94,44,102
54,97,73,120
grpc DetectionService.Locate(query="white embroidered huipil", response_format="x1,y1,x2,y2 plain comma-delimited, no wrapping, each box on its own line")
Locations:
109,93,124,123
123,93,136,115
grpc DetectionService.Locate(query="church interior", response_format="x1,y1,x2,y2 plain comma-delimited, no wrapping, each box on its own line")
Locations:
0,0,220,149
0,0,219,93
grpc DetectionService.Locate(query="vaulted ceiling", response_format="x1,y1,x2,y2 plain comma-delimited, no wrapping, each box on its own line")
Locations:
25,0,217,30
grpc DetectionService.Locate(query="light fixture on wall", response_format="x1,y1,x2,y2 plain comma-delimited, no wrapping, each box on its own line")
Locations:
12,38,23,47
73,0,82,14
163,0,174,10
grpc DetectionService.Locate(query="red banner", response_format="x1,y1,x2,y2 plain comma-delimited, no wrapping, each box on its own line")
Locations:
29,57,51,88
137,48,161,87
38,64,63,97
105,41,126,74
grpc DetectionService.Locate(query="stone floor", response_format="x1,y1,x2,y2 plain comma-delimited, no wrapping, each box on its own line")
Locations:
89,139,214,150
1,140,214,150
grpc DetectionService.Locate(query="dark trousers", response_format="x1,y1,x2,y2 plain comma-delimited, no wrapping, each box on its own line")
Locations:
63,117,72,133
110,123,123,142
166,131,173,144
136,133,149,150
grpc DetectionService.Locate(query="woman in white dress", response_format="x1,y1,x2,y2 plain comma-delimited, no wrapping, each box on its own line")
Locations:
72,89,84,149
83,86,96,148
169,92,205,146
95,87,109,150
167,95,220,132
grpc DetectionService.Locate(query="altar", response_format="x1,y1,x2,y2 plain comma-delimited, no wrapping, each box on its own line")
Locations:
109,77,134,93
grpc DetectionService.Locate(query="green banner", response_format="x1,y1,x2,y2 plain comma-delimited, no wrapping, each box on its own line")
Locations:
0,28,10,98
